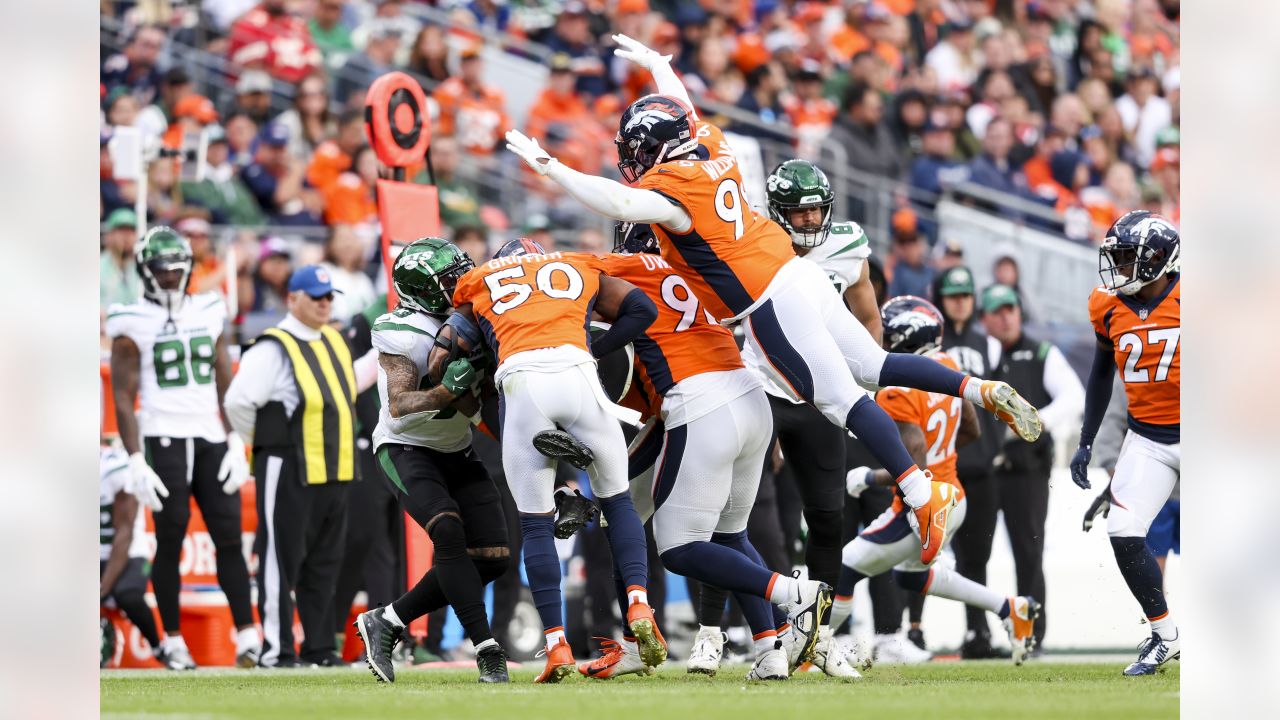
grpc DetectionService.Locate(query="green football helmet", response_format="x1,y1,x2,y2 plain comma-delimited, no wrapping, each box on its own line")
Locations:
392,237,476,316
134,226,193,312
766,158,835,248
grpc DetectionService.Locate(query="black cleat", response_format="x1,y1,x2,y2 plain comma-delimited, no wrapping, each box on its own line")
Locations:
907,628,926,651
554,487,600,539
355,607,402,683
960,630,1011,660
309,653,347,667
476,643,510,683
534,429,594,470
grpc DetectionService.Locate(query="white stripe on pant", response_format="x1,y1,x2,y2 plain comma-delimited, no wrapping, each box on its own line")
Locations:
259,455,283,667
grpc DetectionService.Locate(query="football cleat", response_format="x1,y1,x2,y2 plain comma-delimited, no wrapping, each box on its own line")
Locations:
534,429,595,471
812,627,862,679
235,646,261,669
1123,632,1180,676
553,487,599,539
909,480,959,566
873,632,932,664
960,629,1011,659
626,601,668,668
906,628,927,651
476,643,510,683
746,647,789,681
354,607,402,683
534,638,577,683
579,638,654,679
155,643,197,671
776,573,833,667
1003,596,1041,666
976,380,1043,442
686,626,725,676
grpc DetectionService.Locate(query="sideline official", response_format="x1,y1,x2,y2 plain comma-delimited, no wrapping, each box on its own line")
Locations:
225,265,360,667
982,284,1084,651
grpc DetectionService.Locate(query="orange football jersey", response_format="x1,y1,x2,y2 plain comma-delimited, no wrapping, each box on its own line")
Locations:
1088,277,1180,429
596,253,743,401
876,352,965,492
452,251,603,365
638,120,795,322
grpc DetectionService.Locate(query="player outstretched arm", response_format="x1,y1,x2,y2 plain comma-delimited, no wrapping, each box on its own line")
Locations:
591,274,658,358
505,130,693,233
1070,339,1119,489
612,34,698,121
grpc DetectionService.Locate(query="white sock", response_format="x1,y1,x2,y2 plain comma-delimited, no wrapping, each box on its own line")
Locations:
382,604,405,628
897,468,931,509
961,377,987,406
545,627,567,650
752,632,778,658
925,566,1005,614
627,586,648,607
235,627,260,653
161,634,187,652
767,573,797,606
1150,614,1178,640
831,595,854,630
475,638,498,653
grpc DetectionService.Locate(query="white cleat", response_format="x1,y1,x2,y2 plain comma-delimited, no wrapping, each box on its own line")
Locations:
873,632,933,664
777,574,833,667
746,647,789,681
1123,632,1180,676
812,627,861,679
578,638,655,679
686,626,725,676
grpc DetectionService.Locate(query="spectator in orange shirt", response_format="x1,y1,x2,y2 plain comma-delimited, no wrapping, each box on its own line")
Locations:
1149,146,1179,224
323,145,379,227
782,61,838,158
432,45,510,156
525,54,611,175
306,109,365,194
162,94,219,152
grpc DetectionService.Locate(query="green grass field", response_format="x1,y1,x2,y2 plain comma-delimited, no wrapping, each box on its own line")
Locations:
101,662,1179,719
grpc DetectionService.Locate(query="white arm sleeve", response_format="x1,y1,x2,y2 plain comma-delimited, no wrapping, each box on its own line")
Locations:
1038,345,1086,432
545,162,692,232
353,347,379,394
650,60,698,121
223,341,285,442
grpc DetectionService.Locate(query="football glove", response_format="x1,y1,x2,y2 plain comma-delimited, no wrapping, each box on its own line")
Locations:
504,129,557,176
127,452,168,512
612,34,672,71
442,357,477,395
1082,487,1111,532
218,433,251,495
846,466,872,498
1069,444,1093,489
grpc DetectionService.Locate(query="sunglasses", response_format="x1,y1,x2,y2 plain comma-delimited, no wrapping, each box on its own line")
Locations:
307,292,335,302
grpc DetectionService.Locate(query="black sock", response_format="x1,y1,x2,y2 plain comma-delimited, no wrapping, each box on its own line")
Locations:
1111,536,1169,620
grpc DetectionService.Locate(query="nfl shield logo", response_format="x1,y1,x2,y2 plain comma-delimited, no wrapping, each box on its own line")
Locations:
1138,308,1149,320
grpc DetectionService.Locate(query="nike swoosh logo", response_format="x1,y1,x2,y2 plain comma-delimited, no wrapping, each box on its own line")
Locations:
586,664,610,676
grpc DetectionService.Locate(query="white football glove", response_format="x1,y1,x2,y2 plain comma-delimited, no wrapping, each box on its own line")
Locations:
127,452,168,512
612,33,671,71
218,433,251,495
504,129,557,176
846,466,871,498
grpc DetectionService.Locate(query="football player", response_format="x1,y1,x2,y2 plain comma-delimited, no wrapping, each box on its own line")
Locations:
100,442,165,667
443,238,666,683
352,238,511,684
828,296,1041,665
575,233,842,682
106,227,259,669
503,34,1042,573
1070,211,1181,676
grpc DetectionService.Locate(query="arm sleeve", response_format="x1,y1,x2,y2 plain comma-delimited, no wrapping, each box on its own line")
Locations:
544,161,692,231
1078,342,1117,447
592,288,658,359
650,60,698,121
1037,345,1085,431
223,341,285,442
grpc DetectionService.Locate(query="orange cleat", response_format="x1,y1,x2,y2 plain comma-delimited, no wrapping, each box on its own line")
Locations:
912,480,958,565
1003,596,1042,666
534,637,576,684
578,637,653,679
625,601,668,668
975,380,1042,442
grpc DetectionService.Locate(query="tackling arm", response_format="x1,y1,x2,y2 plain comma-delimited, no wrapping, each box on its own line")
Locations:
381,352,464,421
844,260,881,343
591,275,658,358
110,336,143,455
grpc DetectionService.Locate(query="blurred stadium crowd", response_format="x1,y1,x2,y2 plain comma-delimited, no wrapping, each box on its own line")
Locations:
98,0,1178,663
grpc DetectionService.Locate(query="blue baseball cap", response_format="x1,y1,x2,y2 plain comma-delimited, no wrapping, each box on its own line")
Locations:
288,265,343,297
258,121,289,148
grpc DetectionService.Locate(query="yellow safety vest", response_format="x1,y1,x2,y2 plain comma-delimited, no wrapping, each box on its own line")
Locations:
256,325,358,484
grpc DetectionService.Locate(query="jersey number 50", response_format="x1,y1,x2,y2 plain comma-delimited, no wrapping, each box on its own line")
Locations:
484,262,584,315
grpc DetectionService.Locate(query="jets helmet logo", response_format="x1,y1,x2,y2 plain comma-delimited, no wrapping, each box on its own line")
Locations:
766,174,792,193
396,251,434,271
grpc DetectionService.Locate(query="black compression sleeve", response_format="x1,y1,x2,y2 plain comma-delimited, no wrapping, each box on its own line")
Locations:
1079,342,1117,447
592,288,657,359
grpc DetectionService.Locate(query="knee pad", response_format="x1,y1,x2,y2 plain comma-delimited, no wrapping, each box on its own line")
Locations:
426,514,468,561
893,569,931,594
803,508,844,548
469,548,511,584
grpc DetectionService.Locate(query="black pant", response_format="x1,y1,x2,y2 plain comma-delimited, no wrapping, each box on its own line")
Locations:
333,443,402,635
844,437,907,635
102,557,161,649
254,451,349,665
951,467,1050,643
145,436,254,633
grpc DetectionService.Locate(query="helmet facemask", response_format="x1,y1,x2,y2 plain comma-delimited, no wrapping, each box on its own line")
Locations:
1099,240,1177,296
775,199,834,248
140,253,192,314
